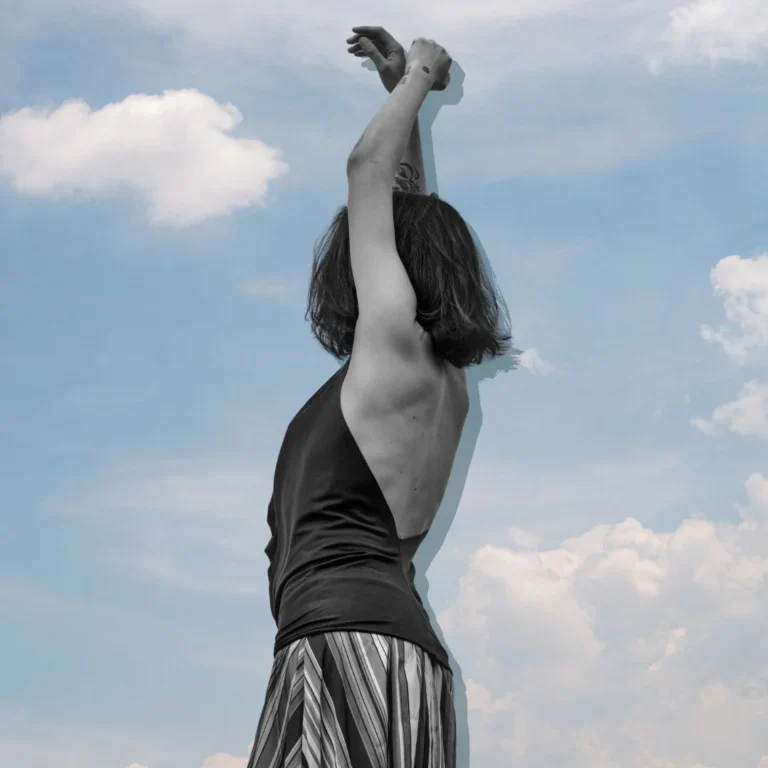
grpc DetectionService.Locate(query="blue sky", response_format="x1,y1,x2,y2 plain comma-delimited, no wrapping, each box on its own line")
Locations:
2,1,768,766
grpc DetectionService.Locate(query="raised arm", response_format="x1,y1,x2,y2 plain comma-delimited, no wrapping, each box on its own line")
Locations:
345,39,451,331
345,64,434,326
346,27,431,194
346,61,434,179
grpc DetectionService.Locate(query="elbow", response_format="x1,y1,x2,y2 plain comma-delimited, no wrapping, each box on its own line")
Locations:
345,152,361,176
346,150,388,177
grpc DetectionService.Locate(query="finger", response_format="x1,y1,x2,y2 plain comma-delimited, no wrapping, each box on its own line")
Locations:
348,43,369,57
358,37,388,68
351,26,394,43
350,26,379,42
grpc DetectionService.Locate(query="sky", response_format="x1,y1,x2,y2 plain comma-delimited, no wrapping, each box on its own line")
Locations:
2,0,768,766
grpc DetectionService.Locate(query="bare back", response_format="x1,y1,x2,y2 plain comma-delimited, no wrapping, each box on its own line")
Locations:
340,326,469,541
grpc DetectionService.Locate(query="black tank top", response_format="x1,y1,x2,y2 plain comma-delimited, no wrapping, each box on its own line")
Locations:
265,358,450,671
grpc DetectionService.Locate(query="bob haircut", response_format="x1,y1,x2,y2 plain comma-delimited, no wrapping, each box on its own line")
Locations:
306,190,513,368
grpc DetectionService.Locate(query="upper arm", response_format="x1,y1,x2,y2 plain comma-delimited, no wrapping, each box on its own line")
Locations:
344,159,439,399
346,158,428,363
346,157,419,326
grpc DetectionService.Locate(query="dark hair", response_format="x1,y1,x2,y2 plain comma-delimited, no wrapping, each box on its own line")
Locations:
305,190,514,368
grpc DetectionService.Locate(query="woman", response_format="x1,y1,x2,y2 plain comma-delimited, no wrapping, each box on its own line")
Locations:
247,28,512,768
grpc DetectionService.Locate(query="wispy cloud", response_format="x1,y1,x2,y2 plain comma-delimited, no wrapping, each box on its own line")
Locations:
0,582,78,617
654,0,768,69
243,277,305,311
5,2,761,215
694,252,768,438
518,348,558,376
692,379,768,438
46,457,273,595
700,254,768,364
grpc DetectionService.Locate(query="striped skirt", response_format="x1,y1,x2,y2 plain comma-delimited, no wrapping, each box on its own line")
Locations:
246,631,456,768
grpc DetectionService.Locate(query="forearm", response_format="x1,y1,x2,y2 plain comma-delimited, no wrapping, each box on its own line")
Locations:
347,65,432,181
393,118,426,194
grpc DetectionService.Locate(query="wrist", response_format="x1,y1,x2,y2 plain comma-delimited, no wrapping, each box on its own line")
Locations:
404,62,436,85
388,64,433,99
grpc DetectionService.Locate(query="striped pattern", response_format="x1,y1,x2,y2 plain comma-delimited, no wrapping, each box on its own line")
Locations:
247,631,456,768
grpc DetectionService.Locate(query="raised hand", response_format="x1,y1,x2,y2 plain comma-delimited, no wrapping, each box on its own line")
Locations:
346,26,406,93
347,26,447,93
406,38,451,91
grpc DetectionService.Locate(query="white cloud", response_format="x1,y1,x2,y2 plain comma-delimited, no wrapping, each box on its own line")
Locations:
0,89,288,226
700,254,768,363
439,475,768,766
694,253,768,440
198,753,247,768
243,276,305,311
692,379,768,438
129,741,254,768
63,0,591,51
518,347,558,375
745,472,768,522
658,0,768,65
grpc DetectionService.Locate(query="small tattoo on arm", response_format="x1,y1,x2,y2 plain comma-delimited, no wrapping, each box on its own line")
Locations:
395,65,413,89
393,162,420,193
396,65,430,89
